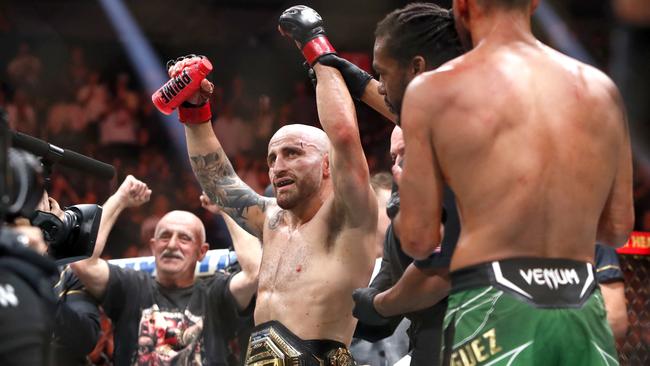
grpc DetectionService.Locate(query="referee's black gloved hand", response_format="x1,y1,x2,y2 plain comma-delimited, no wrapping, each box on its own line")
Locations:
305,54,373,100
352,287,391,326
316,54,373,100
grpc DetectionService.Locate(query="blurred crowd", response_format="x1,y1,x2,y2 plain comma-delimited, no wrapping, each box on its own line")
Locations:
1,0,649,261
0,42,393,260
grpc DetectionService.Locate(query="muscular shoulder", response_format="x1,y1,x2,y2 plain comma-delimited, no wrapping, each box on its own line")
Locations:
408,62,464,102
402,62,470,133
579,62,620,104
589,69,625,120
545,45,623,108
568,58,627,136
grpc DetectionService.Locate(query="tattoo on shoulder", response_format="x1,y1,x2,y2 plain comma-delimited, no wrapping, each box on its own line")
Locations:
268,210,286,230
190,150,270,219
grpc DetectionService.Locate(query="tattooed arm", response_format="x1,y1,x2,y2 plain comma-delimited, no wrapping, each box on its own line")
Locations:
184,122,274,238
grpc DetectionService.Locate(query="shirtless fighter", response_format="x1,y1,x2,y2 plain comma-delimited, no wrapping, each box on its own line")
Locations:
395,0,634,364
164,7,377,365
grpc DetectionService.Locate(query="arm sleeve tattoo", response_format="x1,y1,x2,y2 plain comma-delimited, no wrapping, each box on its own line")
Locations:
190,150,270,226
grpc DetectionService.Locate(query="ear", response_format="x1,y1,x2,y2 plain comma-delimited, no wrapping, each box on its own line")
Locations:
197,242,209,262
454,0,469,19
411,56,427,76
322,153,330,178
149,238,156,252
530,0,540,14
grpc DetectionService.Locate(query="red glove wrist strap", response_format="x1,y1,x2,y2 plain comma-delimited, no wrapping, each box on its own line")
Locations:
302,36,336,65
179,103,212,124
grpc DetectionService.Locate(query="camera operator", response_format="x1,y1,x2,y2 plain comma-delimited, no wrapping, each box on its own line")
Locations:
34,192,103,365
0,148,59,365
1,109,106,365
0,224,59,366
1,181,103,366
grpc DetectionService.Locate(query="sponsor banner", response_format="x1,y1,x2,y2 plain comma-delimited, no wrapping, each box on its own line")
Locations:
617,232,650,256
108,249,237,277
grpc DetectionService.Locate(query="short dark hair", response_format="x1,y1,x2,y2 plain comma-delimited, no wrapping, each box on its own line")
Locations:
375,3,463,70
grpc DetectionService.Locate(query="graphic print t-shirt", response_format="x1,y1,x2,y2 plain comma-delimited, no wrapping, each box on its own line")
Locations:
102,265,239,366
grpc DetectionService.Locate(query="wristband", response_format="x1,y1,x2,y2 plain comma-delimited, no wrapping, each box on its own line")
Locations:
179,102,212,124
302,36,336,65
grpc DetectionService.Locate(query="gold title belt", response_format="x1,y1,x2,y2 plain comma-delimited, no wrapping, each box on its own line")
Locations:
244,322,356,366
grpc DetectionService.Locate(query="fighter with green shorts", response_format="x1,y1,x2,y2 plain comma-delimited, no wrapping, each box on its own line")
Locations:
394,0,634,365
442,258,618,365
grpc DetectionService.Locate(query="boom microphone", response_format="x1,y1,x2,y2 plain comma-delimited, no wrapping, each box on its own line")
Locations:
11,131,115,179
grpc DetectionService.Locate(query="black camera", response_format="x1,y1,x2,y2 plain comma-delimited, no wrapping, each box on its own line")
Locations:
1,108,103,264
31,204,101,264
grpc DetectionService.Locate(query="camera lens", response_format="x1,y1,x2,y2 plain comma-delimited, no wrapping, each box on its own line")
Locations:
6,149,44,219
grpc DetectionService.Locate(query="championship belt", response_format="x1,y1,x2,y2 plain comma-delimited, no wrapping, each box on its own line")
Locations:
244,321,356,366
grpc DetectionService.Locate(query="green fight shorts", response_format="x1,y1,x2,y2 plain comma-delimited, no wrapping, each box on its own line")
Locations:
442,258,619,366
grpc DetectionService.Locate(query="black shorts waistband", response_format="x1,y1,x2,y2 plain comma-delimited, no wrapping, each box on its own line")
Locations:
451,257,597,308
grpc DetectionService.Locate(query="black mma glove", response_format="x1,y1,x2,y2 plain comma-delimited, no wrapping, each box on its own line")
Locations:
352,287,391,326
386,181,401,220
279,5,336,65
312,54,373,100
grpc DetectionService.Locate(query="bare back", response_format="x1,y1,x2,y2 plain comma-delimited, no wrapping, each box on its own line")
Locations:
255,199,375,345
425,42,630,270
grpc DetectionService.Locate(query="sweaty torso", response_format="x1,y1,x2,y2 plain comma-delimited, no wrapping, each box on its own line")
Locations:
430,42,624,270
254,199,375,345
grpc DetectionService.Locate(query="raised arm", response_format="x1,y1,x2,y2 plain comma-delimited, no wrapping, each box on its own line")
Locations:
360,79,397,123
597,83,634,247
185,121,272,237
396,75,445,259
71,175,151,299
277,5,376,224
313,63,376,224
163,57,273,237
200,193,261,310
314,54,396,124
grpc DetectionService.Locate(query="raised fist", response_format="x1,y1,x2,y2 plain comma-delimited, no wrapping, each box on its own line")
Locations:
152,54,214,124
116,175,151,208
200,192,221,215
278,5,336,65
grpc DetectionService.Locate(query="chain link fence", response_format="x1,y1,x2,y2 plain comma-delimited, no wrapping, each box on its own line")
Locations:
618,254,650,365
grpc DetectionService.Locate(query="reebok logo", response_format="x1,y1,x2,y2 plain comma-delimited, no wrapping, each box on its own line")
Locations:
519,268,580,290
0,284,19,307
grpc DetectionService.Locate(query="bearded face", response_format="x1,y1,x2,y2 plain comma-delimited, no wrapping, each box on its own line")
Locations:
373,37,411,117
267,127,330,210
268,143,325,209
274,163,322,209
